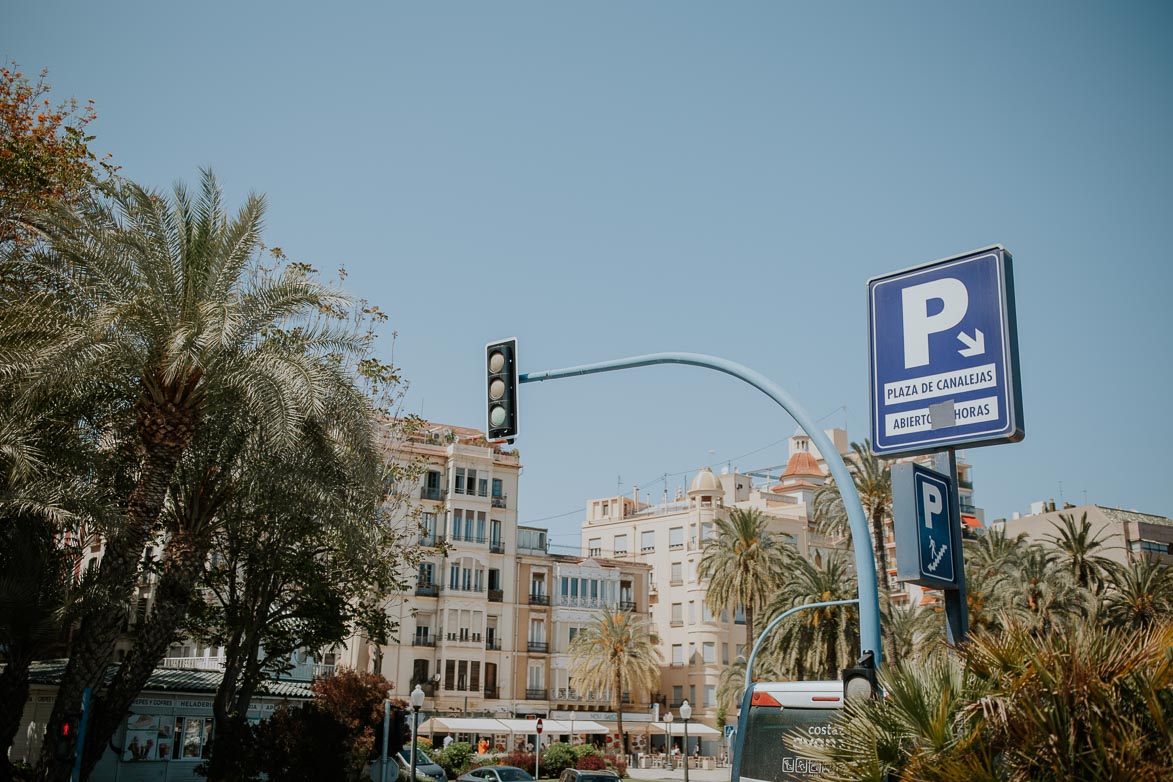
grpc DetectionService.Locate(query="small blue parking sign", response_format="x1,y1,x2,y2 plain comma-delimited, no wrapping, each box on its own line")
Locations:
892,463,958,589
869,246,1024,456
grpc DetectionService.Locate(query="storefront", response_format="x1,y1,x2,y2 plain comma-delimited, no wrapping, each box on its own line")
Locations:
12,660,313,781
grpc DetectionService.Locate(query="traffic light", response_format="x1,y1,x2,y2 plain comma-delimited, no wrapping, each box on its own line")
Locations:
53,712,80,763
842,650,879,702
389,707,410,753
485,338,519,442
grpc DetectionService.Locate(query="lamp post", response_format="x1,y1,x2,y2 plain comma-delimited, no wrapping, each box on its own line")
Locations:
410,685,426,782
679,701,692,782
664,711,673,770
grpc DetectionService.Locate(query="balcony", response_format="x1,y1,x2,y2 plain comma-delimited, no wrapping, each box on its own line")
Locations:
488,589,504,603
670,619,683,627
484,686,500,699
415,583,439,597
527,641,549,654
418,534,441,547
420,487,444,501
490,540,505,554
412,636,436,647
442,584,485,594
619,601,637,612
529,593,549,606
160,655,223,671
525,688,548,700
669,542,684,551
669,579,683,587
491,495,507,509
485,638,501,651
446,632,483,644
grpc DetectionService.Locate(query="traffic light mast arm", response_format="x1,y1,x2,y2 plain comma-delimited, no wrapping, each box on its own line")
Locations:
520,351,883,669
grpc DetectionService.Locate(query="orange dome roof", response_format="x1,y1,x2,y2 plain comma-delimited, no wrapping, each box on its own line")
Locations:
782,450,822,478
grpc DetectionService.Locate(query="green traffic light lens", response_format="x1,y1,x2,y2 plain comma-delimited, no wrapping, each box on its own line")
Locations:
490,406,507,427
488,351,506,373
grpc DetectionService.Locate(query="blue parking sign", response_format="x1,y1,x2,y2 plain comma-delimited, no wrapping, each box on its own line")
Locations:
869,246,1024,456
892,463,958,589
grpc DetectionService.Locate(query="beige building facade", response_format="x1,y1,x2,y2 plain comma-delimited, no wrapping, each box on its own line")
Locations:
999,502,1173,566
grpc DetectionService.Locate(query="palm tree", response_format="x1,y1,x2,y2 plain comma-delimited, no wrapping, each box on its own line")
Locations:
882,600,943,662
4,171,370,780
568,608,662,755
697,507,788,648
812,440,894,591
964,526,1028,571
1047,512,1116,593
1102,555,1173,630
763,549,859,679
1004,545,1089,634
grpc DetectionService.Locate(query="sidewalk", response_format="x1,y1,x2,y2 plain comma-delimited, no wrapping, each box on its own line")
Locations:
628,767,731,782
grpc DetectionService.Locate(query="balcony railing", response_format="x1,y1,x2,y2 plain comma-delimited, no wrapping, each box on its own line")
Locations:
485,638,501,651
160,655,223,671
527,641,549,654
491,495,507,508
484,686,500,699
420,487,443,501
529,593,549,606
446,632,483,643
415,583,439,597
619,601,637,612
489,540,505,554
555,688,610,703
442,583,485,593
412,636,436,647
555,595,611,609
525,688,548,700
488,588,504,603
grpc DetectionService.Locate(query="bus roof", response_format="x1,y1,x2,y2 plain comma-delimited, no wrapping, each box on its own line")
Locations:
749,680,844,709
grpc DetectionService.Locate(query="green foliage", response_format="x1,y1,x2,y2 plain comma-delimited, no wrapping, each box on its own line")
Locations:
433,741,474,778
798,620,1173,782
697,507,788,644
542,741,576,776
571,743,599,760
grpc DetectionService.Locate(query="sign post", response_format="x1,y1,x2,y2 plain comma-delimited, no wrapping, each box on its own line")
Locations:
871,245,1023,645
534,719,543,779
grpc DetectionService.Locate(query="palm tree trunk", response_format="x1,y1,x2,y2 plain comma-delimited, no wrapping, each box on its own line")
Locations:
614,667,625,757
78,530,209,779
744,604,755,653
39,399,195,782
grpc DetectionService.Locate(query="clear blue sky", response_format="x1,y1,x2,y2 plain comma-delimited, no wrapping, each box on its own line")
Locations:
6,2,1172,547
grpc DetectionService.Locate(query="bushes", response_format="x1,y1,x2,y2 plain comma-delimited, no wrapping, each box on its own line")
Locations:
502,750,535,771
432,741,474,778
605,755,627,777
575,754,606,770
542,742,576,777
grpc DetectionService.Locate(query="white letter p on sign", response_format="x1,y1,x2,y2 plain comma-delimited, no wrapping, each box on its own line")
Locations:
921,483,943,529
901,278,968,368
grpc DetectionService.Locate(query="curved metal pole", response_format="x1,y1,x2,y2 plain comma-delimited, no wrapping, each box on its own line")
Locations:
743,599,859,693
521,351,883,668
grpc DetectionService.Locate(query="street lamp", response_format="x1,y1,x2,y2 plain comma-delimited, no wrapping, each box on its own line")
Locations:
410,685,426,782
664,711,673,770
679,701,692,782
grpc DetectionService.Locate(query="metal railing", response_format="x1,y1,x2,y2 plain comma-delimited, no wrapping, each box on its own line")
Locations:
488,589,504,603
525,688,548,700
485,638,501,650
619,601,637,612
412,636,436,647
490,541,505,554
420,487,444,501
528,593,549,606
491,495,507,508
527,641,549,654
484,686,500,698
415,583,439,597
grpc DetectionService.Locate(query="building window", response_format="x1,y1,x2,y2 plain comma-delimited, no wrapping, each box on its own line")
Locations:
492,478,503,498
172,716,213,760
614,535,628,555
569,627,579,645
702,603,714,622
722,643,729,664
641,531,655,552
672,644,683,664
704,685,716,708
588,538,602,556
419,563,434,585
669,527,684,550
688,602,695,623
467,469,478,495
703,642,715,664
478,478,488,497
700,522,714,541
452,510,463,540
445,659,456,690
670,562,683,584
671,603,683,625
455,468,466,494
672,685,683,704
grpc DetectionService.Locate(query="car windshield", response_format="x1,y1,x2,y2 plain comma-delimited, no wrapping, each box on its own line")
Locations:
496,771,533,782
738,704,841,781
403,747,434,765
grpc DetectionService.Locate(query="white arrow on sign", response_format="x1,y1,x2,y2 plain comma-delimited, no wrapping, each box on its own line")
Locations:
957,328,985,358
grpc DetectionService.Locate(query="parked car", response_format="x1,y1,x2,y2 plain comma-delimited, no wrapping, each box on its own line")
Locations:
396,746,448,782
458,766,535,782
557,770,621,782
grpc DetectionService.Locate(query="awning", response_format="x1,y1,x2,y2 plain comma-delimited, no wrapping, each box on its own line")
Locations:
417,717,509,733
646,722,722,736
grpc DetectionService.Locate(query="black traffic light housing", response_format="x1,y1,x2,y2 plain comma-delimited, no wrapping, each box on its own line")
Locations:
842,650,879,702
485,338,519,443
53,712,81,762
389,707,410,753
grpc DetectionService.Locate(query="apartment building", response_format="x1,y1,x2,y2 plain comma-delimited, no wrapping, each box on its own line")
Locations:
998,502,1173,566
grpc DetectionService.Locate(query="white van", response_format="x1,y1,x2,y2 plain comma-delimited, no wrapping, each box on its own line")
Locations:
730,680,845,782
